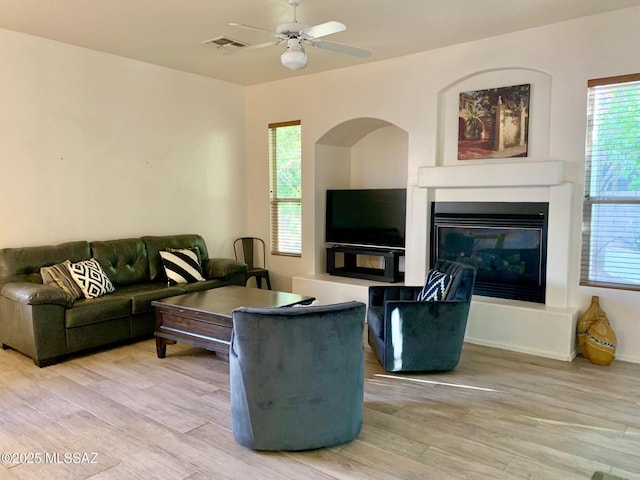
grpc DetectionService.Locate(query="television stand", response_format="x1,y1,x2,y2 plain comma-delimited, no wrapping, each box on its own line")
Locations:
326,245,404,283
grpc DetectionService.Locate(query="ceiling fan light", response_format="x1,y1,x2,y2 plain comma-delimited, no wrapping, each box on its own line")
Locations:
281,43,307,70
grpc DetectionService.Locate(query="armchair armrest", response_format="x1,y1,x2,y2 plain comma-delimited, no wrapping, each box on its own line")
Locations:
381,299,471,371
383,299,470,326
382,299,472,348
1,282,74,308
202,258,247,280
368,285,422,307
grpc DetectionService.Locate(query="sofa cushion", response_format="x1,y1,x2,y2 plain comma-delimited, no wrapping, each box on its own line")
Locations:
159,249,205,285
142,235,209,283
113,283,184,314
90,238,149,287
65,295,131,328
68,259,115,299
40,260,84,300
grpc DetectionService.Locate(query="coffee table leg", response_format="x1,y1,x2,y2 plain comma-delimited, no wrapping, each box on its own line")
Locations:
156,337,176,358
216,351,229,362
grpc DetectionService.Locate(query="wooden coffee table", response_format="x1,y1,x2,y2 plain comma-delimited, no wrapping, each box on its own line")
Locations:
152,285,315,361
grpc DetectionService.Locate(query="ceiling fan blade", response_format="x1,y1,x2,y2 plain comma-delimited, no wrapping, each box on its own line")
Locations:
229,22,280,37
301,20,346,39
311,39,372,58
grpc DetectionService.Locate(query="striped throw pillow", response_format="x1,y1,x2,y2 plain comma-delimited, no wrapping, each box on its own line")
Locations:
41,260,84,299
159,248,206,285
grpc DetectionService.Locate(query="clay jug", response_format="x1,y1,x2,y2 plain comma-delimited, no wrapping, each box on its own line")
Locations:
577,296,604,358
585,313,617,366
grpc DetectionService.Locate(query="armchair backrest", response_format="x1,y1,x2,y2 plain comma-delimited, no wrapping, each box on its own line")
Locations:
230,301,366,451
433,259,476,302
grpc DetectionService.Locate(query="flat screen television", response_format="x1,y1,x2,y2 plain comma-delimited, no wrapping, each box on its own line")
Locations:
325,188,407,249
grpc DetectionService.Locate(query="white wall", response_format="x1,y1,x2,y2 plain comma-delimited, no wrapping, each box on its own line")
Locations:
246,6,640,363
350,126,408,189
0,28,247,257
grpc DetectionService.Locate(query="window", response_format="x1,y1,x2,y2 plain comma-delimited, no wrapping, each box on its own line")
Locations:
269,120,302,256
581,73,640,289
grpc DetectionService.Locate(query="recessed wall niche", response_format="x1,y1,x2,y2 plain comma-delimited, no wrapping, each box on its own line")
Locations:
438,68,552,166
314,117,409,274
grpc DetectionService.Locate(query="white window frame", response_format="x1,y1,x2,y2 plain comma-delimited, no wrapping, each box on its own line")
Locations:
268,120,302,257
581,73,640,289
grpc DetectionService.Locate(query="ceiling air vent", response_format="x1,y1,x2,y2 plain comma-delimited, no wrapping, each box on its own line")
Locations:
202,36,248,49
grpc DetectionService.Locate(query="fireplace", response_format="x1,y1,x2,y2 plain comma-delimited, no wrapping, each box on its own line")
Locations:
431,202,548,303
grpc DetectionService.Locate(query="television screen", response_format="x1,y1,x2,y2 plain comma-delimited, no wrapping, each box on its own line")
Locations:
326,188,407,249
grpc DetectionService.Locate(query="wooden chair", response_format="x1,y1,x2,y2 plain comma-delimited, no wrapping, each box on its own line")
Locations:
233,237,271,290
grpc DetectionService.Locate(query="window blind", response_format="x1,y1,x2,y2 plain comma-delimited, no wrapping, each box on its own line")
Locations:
268,121,302,256
581,73,640,288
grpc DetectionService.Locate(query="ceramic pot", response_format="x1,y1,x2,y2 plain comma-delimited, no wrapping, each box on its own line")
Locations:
577,296,605,358
585,313,617,366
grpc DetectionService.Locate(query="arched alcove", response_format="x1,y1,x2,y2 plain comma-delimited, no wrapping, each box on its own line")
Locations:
313,117,409,274
437,67,551,166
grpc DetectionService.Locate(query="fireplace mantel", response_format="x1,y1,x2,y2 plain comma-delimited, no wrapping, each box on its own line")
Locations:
418,160,565,188
413,159,580,361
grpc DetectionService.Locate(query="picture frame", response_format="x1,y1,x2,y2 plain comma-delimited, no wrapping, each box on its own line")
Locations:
457,83,530,160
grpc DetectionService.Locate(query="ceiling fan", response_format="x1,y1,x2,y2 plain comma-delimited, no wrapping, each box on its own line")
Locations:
222,0,371,70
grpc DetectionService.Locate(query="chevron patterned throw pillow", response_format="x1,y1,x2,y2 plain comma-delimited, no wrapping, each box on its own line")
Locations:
159,248,206,286
417,269,452,302
68,258,115,299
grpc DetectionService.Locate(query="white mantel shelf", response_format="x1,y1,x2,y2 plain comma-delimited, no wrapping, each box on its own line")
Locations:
418,160,565,188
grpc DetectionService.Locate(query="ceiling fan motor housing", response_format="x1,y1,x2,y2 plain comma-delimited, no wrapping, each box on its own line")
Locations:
276,23,308,35
281,37,307,70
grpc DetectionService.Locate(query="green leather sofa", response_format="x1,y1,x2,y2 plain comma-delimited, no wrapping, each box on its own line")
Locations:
0,234,247,367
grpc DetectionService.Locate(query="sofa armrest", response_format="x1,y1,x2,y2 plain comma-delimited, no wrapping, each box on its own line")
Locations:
0,282,74,308
202,258,247,280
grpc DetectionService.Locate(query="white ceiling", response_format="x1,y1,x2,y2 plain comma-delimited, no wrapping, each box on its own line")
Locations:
2,0,640,86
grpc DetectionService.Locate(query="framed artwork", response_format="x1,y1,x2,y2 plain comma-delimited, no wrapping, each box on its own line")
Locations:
457,83,530,160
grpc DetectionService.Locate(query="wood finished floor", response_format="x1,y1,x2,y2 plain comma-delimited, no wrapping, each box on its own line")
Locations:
0,339,639,480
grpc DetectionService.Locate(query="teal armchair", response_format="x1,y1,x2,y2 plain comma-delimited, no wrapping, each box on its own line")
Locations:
230,301,366,451
367,259,476,372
